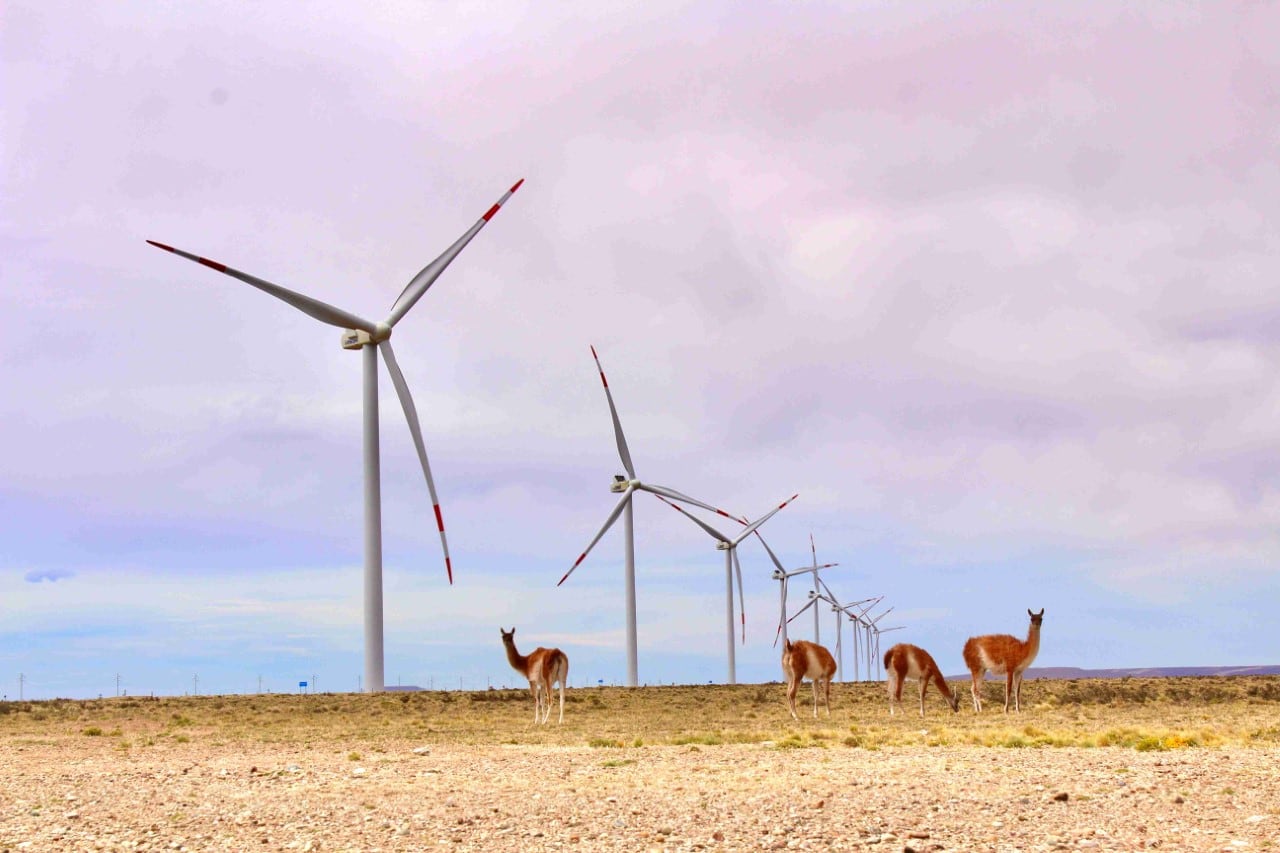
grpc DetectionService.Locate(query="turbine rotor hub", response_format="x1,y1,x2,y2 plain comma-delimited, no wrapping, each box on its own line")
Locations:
609,477,638,494
341,323,393,350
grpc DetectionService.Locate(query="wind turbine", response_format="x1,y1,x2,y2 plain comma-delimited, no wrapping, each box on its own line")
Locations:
147,179,523,693
835,595,879,681
558,346,737,687
653,493,799,684
787,583,848,681
806,535,833,645
848,595,884,681
755,537,838,648
865,605,895,680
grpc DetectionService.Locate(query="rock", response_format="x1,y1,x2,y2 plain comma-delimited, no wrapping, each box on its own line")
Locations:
412,746,430,755
1053,792,1069,802
1173,796,1185,804
908,832,930,840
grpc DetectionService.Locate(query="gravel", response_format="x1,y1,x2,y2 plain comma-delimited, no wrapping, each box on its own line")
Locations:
3,741,1278,851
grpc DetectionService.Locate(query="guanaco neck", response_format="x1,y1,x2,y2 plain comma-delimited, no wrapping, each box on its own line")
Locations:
503,639,529,675
1023,621,1042,665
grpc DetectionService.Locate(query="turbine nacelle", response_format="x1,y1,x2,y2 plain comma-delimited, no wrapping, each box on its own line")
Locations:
341,323,393,350
610,475,637,494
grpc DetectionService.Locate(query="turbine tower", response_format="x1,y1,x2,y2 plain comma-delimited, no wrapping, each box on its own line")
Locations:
148,179,523,692
559,346,734,686
807,535,830,645
654,493,798,684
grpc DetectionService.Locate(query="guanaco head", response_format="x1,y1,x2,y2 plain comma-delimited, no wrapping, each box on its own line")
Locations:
1028,608,1045,628
945,687,961,713
500,627,515,645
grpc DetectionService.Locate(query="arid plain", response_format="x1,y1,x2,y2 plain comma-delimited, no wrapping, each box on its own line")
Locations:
3,676,1279,851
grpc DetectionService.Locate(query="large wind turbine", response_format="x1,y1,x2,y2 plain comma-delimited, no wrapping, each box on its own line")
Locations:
148,179,523,693
559,346,735,687
654,493,799,684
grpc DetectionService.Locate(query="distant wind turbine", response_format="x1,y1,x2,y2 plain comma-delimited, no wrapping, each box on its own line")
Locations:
854,596,886,681
834,595,879,681
654,493,799,684
559,346,737,687
806,535,832,645
147,179,523,693
787,582,852,681
865,605,896,680
755,536,839,648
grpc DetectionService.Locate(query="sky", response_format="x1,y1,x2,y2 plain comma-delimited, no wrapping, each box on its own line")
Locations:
2,1,1278,700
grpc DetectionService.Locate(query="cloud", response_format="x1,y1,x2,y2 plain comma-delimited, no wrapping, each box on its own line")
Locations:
25,568,74,583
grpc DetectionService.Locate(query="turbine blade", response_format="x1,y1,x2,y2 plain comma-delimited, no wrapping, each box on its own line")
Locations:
788,596,818,625
732,548,746,644
817,576,840,608
641,483,735,519
652,494,729,543
588,346,636,480
810,532,817,565
379,340,453,584
386,179,524,327
146,241,378,333
730,493,799,546
755,533,787,573
558,486,635,586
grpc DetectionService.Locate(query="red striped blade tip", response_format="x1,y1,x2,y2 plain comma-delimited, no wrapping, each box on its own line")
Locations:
446,557,454,585
146,240,175,252
433,504,445,532
510,178,524,192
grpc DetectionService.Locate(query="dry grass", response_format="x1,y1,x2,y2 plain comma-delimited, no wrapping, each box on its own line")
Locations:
2,675,1278,754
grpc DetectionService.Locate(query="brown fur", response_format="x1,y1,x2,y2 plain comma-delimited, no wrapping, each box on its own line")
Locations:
962,608,1044,713
781,639,837,720
884,643,959,717
500,627,570,724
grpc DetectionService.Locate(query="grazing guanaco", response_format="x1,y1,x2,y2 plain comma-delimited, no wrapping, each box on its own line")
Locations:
884,643,959,717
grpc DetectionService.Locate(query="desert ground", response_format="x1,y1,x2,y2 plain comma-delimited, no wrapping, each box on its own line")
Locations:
2,677,1279,852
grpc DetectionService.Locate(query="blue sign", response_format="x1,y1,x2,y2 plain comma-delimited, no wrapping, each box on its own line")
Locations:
299,681,308,688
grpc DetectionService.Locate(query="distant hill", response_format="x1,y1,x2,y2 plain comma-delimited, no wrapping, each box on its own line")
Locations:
953,665,1280,680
